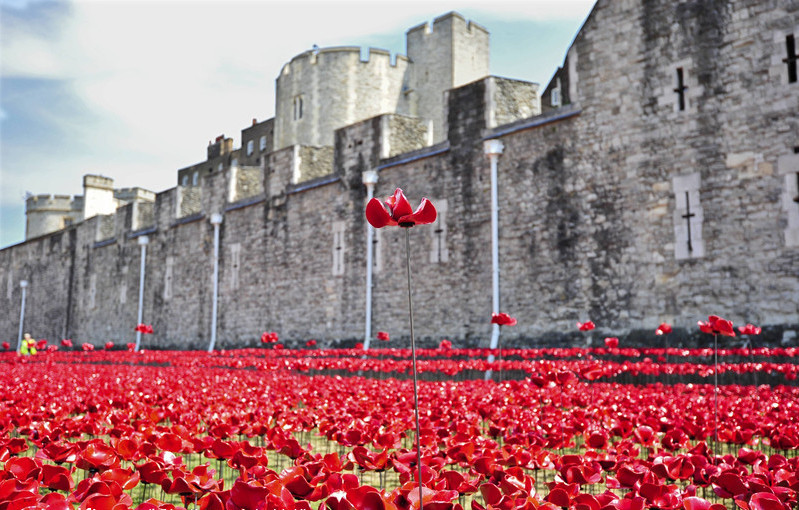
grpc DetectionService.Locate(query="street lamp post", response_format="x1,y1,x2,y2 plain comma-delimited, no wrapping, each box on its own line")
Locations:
135,235,149,352
16,280,28,354
208,213,223,352
484,139,504,372
362,170,378,352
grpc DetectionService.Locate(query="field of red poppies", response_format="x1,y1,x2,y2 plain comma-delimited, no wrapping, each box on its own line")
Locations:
1,344,798,510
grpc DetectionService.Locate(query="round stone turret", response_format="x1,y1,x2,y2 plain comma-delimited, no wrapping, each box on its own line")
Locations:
274,47,411,150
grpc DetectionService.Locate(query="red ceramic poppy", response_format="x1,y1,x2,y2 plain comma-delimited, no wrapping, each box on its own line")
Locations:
603,337,619,348
491,313,517,327
377,332,390,341
306,339,317,347
365,188,436,228
656,323,673,335
135,324,154,334
1,342,8,350
60,339,73,347
577,321,595,332
698,315,735,337
261,332,278,343
738,324,761,336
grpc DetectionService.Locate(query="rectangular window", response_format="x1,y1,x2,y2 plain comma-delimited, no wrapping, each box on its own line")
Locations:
777,151,799,247
229,243,241,291
332,221,345,276
260,136,267,151
294,96,304,120
672,173,705,259
247,140,254,156
551,88,560,107
192,172,198,186
163,257,174,300
430,198,449,263
89,274,97,309
119,266,128,304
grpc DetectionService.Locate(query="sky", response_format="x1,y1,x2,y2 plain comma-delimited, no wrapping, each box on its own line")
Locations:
0,0,595,248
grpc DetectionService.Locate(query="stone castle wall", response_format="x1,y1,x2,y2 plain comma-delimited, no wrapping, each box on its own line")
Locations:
2,0,797,349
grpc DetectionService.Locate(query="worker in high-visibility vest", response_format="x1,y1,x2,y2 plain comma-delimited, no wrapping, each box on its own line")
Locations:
20,333,36,355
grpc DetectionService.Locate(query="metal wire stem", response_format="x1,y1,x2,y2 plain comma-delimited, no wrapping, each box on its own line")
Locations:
405,227,424,510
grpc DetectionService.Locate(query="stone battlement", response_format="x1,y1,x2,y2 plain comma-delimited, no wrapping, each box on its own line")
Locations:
25,194,83,213
406,11,488,38
281,46,409,74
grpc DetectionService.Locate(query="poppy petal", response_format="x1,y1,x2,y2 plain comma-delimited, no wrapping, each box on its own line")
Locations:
400,198,436,226
365,199,396,228
389,189,414,219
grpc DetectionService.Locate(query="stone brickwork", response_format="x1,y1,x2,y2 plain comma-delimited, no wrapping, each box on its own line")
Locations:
2,2,798,350
382,115,429,159
296,146,334,183
232,166,264,203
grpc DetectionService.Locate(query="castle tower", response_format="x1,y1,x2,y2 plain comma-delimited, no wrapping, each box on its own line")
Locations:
25,195,83,240
82,175,116,219
274,47,411,151
406,12,490,143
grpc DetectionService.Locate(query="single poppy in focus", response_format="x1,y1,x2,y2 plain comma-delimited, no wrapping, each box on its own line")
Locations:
656,323,672,335
439,339,452,350
305,339,317,347
491,313,517,326
61,339,73,348
82,343,94,351
738,324,761,336
698,315,735,337
105,342,114,350
36,339,48,350
377,331,390,341
1,342,9,350
365,188,436,228
577,321,595,332
604,337,619,348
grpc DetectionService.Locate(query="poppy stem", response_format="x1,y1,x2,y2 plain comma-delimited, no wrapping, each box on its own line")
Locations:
714,333,719,456
404,227,424,510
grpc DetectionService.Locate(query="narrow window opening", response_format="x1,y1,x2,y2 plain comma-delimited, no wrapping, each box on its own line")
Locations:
332,222,345,276
551,88,561,107
785,34,798,83
294,96,304,120
246,140,254,156
794,173,799,204
674,67,687,111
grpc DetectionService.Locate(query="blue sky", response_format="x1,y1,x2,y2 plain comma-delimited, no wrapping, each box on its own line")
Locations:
0,0,595,248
